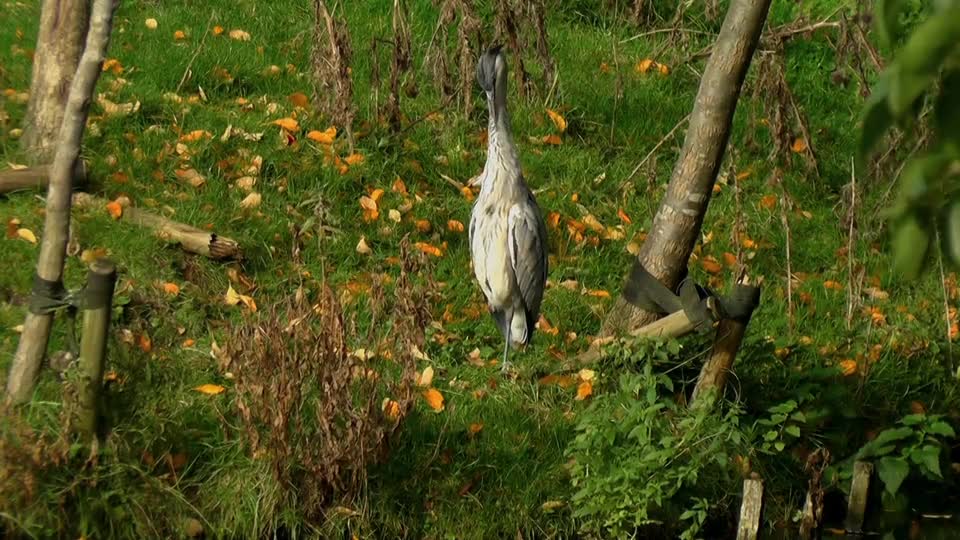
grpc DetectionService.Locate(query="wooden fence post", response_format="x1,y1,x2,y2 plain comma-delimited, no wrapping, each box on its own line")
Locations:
737,475,764,540
844,460,873,533
75,258,117,437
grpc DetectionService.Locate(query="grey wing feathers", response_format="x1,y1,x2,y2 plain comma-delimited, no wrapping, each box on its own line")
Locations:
508,191,548,343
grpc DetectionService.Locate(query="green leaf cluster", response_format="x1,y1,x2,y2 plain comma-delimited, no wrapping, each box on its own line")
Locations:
859,0,960,278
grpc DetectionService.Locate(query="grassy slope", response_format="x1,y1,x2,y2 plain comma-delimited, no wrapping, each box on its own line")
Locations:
1,0,957,538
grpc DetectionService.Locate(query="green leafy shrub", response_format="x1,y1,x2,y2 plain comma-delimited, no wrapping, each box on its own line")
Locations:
566,349,749,538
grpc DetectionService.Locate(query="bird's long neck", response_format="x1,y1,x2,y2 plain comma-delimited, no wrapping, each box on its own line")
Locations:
484,85,520,182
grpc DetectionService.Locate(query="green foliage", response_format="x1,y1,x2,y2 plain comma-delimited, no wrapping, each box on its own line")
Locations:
859,0,960,279
566,353,747,537
829,413,955,498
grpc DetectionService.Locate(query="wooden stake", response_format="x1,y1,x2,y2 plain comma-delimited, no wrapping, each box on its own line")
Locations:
737,477,764,540
6,0,118,405
75,258,117,438
844,460,873,533
71,192,240,259
691,278,761,407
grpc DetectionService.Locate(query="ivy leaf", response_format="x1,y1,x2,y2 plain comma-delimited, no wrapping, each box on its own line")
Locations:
874,0,904,49
926,420,956,438
876,456,910,495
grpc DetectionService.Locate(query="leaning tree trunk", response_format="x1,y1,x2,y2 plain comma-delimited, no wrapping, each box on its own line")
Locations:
6,0,117,405
21,0,91,164
601,0,773,336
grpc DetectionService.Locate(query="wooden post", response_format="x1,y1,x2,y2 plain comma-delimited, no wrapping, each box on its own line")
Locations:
75,258,117,437
0,162,88,194
737,476,764,540
6,0,118,405
798,491,817,539
844,461,873,533
691,279,761,407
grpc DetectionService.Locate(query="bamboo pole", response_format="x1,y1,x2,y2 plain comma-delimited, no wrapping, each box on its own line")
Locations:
75,258,117,437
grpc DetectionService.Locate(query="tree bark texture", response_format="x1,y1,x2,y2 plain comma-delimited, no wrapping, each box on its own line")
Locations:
21,0,91,164
0,162,87,194
602,0,773,335
7,0,116,405
75,258,117,437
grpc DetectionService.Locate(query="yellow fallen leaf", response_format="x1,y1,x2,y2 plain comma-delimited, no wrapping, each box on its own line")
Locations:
174,168,206,187
344,153,364,166
101,58,123,75
16,228,37,244
179,129,211,142
272,117,299,131
228,29,251,41
546,109,567,132
145,18,158,30
225,285,257,312
370,188,385,202
239,192,262,209
447,219,465,233
212,25,224,36
585,289,610,298
422,388,445,412
388,209,402,223
173,30,186,40
105,200,123,220
306,127,336,144
416,366,434,387
356,236,372,255
578,369,596,382
657,63,670,75
195,384,226,395
415,219,432,233
575,381,593,400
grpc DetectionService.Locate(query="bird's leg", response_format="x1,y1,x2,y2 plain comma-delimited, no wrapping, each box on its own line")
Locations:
501,319,512,374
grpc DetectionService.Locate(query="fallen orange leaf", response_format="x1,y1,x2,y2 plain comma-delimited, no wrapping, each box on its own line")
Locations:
617,208,632,224
547,212,561,229
307,127,336,144
392,177,408,194
383,399,401,419
760,195,777,209
212,25,224,36
585,289,610,298
468,422,484,435
195,384,226,395
447,219,465,233
138,333,152,353
182,338,195,347
575,381,593,401
162,282,181,296
415,219,431,233
701,256,723,275
542,134,562,146
173,30,186,40
422,388,445,412
839,359,858,376
823,280,844,291
272,117,299,131
657,63,670,75
635,58,655,74
414,242,443,257
722,252,738,267
105,200,123,220
546,109,567,132
791,137,808,153
179,129,211,142
344,153,364,166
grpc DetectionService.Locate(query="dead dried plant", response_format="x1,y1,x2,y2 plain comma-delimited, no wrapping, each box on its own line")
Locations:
385,0,415,132
495,0,534,98
225,239,432,522
425,0,482,116
312,0,356,152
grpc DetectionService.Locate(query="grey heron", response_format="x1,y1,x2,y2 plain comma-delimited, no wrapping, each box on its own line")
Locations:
469,45,549,373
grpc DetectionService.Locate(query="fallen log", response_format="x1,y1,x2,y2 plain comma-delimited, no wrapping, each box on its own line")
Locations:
71,192,241,260
0,162,87,194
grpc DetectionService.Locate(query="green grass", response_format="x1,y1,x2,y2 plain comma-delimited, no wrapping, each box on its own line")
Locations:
2,0,959,538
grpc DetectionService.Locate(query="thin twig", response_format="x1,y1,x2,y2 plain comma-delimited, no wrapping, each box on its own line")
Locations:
176,12,216,94
846,157,856,330
623,112,691,185
619,27,712,44
399,89,459,135
774,170,794,335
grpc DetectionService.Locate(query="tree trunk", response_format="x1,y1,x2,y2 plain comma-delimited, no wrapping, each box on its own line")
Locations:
6,0,117,405
21,0,91,164
602,0,773,335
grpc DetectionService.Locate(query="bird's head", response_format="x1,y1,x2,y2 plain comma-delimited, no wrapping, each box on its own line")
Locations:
476,44,507,96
